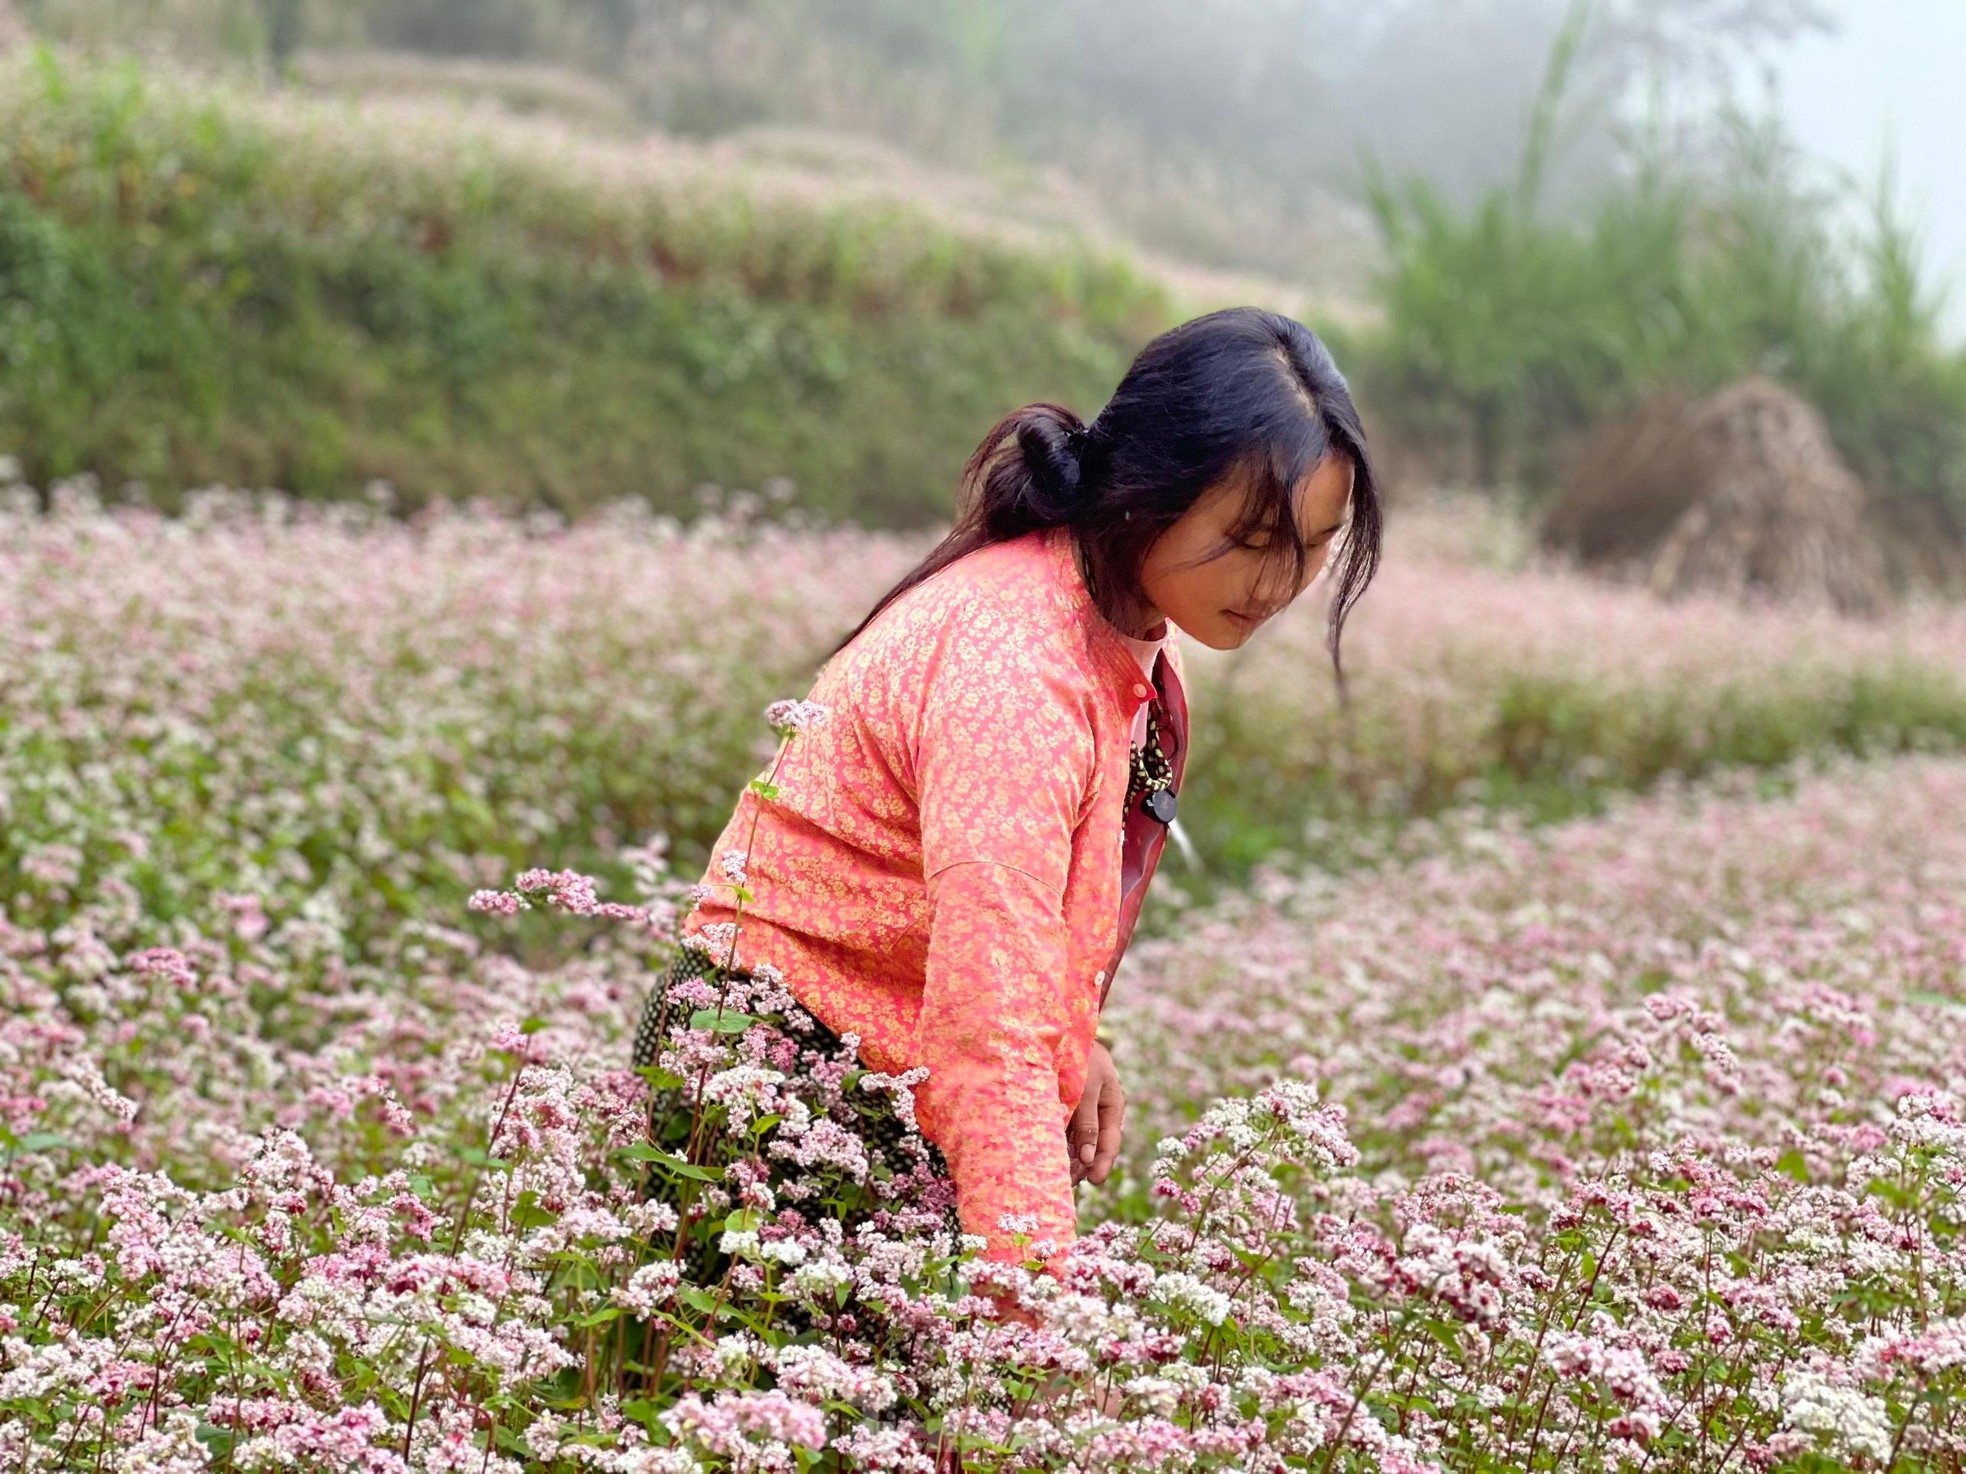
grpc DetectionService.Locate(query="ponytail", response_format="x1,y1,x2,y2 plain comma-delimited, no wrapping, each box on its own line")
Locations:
824,401,1096,659
981,402,1095,536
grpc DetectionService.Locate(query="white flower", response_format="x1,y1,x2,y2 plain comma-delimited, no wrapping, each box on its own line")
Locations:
702,1065,785,1132
1780,1370,1894,1462
1149,1270,1233,1326
790,1261,852,1299
613,1261,683,1315
718,1229,761,1259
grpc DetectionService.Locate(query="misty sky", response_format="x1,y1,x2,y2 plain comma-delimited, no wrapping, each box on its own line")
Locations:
1755,0,1966,343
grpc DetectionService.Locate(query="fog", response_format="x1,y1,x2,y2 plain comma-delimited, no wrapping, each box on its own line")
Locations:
1754,0,1966,342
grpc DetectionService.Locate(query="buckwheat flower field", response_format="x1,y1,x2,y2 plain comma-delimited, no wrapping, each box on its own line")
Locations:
6,482,1966,1470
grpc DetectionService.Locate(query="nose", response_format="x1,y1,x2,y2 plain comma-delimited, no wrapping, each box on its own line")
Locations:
1249,563,1307,614
1258,544,1331,606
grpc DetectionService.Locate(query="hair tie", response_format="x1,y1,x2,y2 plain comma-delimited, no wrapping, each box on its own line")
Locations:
1062,426,1094,503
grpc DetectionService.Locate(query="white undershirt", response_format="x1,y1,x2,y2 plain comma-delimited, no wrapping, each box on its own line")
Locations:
1118,620,1169,748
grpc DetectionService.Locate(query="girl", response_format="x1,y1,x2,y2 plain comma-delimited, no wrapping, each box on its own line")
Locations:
634,304,1382,1275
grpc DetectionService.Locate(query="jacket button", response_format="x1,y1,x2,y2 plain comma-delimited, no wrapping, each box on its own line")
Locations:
1132,682,1150,699
1094,969,1107,987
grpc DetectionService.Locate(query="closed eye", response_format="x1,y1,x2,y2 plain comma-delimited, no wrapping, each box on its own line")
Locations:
1238,531,1337,553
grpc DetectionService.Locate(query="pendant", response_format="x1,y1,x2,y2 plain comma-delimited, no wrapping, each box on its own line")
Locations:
1144,788,1178,824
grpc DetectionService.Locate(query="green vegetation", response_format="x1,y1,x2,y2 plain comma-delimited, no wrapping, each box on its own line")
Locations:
1348,0,1966,532
0,47,1171,521
1176,657,1966,895
6,8,1962,556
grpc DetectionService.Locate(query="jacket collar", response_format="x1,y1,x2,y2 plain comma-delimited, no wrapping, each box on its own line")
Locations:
1040,524,1177,705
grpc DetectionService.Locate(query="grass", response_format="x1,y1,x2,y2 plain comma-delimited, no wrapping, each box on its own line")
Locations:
0,45,1174,523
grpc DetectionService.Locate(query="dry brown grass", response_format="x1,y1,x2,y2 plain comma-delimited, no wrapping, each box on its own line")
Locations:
1541,376,1894,615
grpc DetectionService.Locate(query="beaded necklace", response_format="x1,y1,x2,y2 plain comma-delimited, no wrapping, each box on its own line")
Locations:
1075,535,1178,824
1125,685,1178,824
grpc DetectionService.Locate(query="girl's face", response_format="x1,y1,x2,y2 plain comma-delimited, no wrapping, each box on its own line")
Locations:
1132,451,1356,650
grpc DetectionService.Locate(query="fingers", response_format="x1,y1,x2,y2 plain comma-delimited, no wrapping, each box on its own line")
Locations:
1067,1082,1100,1185
1089,1070,1125,1186
1068,1047,1125,1187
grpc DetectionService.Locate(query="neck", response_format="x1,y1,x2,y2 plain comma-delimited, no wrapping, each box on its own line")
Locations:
1071,533,1166,641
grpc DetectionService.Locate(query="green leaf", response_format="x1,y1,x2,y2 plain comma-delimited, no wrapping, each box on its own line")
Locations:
622,1399,666,1433
620,1144,723,1181
748,779,781,799
494,1425,531,1454
193,1423,235,1456
676,1285,721,1314
449,791,498,832
723,1208,761,1234
14,1132,70,1153
510,1189,558,1231
688,1008,758,1035
1908,989,1966,1010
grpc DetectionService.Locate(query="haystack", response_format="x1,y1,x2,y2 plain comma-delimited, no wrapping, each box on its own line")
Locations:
1540,376,1890,615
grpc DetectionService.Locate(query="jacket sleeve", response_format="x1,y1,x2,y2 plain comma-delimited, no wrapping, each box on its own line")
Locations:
907,597,1097,1264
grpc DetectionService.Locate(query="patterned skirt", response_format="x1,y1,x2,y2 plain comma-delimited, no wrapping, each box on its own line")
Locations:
629,943,963,1295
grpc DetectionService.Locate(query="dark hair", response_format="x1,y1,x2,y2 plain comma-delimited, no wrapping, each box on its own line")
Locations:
827,305,1383,696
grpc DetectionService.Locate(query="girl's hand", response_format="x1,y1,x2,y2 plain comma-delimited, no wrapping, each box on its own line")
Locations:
1068,1041,1125,1186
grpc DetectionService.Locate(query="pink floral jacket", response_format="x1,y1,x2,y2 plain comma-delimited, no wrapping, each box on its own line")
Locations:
679,523,1189,1261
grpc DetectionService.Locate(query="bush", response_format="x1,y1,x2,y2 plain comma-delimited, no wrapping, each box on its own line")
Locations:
1352,11,1966,538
